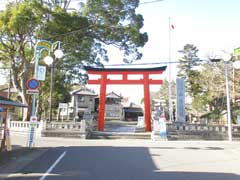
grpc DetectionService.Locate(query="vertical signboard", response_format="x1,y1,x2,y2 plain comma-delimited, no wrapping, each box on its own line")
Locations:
137,116,145,127
237,115,240,125
176,78,186,123
37,66,46,81
159,115,167,138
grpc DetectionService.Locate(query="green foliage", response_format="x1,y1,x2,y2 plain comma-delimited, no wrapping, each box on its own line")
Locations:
154,79,176,118
84,0,148,63
39,67,71,117
0,0,148,120
177,44,202,97
177,44,238,123
178,44,199,77
39,0,148,83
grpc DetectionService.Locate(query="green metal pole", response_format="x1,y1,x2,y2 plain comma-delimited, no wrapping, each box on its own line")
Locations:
31,49,40,116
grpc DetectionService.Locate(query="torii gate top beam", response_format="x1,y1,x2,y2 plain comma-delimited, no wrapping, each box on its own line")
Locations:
85,66,167,85
85,66,167,74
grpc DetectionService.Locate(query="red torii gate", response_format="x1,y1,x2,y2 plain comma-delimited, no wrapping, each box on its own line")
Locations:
85,66,167,132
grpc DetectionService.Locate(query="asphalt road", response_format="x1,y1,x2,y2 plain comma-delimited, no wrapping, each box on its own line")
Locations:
4,138,240,180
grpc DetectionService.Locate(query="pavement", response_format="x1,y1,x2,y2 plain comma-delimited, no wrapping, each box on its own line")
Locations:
0,134,240,180
104,120,138,132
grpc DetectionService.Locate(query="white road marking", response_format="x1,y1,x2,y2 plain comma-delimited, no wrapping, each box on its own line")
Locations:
39,151,66,180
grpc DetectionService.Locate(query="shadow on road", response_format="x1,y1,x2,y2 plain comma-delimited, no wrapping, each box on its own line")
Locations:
0,145,30,166
3,145,239,180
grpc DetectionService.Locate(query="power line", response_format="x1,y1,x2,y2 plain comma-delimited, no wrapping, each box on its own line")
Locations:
103,59,210,67
140,0,164,5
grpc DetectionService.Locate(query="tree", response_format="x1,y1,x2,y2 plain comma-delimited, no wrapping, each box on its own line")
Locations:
196,61,240,124
177,44,202,97
0,1,46,120
0,0,148,120
154,79,176,119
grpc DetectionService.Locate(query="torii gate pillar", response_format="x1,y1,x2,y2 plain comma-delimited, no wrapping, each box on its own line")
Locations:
85,66,167,132
98,73,107,131
143,74,151,131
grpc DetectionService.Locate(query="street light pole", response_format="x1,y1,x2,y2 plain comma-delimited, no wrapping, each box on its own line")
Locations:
211,53,233,142
31,48,41,117
49,64,53,122
44,42,64,122
20,40,64,149
32,41,63,119
224,61,232,142
221,52,233,142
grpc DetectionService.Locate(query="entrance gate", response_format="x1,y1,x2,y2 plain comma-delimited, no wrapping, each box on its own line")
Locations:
85,66,167,132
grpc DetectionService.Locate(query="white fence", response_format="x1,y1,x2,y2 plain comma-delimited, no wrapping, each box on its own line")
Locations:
45,122,82,130
9,120,45,136
9,118,94,137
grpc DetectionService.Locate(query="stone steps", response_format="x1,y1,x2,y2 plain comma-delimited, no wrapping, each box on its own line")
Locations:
89,131,151,139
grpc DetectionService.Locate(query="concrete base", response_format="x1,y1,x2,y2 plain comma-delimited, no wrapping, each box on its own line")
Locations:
41,130,89,139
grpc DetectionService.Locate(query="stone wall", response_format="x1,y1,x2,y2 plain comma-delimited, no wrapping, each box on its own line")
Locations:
166,123,240,140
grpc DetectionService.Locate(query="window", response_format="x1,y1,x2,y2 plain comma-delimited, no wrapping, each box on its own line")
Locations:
78,96,85,102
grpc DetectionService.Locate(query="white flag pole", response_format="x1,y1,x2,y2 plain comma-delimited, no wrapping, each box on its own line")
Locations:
168,17,173,122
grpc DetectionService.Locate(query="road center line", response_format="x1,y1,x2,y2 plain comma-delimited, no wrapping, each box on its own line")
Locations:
39,151,66,180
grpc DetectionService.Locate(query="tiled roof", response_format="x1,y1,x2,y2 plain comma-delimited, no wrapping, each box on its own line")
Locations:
106,92,122,99
71,88,97,96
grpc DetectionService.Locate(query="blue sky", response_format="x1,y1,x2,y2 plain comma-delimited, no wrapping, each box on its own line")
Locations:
137,0,240,60
95,0,240,103
1,0,240,104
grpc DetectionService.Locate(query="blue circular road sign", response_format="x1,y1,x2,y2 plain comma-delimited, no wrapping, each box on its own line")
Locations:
26,78,40,90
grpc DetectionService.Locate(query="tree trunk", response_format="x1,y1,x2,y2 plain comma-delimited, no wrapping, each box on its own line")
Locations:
11,67,30,121
19,92,29,121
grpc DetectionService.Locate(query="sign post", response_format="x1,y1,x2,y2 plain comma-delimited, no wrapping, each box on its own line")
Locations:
26,78,40,148
26,78,40,94
5,128,12,151
27,116,38,148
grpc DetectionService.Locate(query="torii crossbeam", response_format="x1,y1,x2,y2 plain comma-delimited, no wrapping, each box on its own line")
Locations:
85,66,167,132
